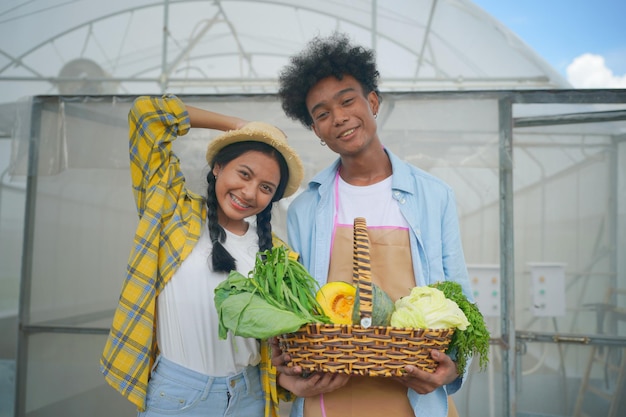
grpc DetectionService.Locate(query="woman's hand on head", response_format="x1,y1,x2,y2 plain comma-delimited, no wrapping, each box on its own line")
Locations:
186,104,248,131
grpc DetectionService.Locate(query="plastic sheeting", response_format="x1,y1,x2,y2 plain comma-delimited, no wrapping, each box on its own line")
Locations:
0,0,569,106
5,90,625,417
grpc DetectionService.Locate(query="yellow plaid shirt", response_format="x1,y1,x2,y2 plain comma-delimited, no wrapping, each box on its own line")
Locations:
100,95,290,415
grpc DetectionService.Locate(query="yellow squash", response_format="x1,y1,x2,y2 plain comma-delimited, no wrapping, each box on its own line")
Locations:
316,281,357,324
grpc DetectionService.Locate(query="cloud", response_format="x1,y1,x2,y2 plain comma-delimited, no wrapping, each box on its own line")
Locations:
566,53,626,88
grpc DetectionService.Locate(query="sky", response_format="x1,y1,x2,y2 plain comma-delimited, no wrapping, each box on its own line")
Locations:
472,0,626,88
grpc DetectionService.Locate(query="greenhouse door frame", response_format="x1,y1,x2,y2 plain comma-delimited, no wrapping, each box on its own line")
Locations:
500,89,626,417
13,89,626,417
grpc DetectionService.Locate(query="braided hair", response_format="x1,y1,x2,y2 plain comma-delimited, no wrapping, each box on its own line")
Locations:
205,141,289,273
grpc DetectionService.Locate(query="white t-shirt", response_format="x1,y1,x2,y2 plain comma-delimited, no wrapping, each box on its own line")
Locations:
336,175,408,228
156,221,261,376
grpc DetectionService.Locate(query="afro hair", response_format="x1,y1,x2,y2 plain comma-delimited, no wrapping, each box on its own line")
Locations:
278,32,381,129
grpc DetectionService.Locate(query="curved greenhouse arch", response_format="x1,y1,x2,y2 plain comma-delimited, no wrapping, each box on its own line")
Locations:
0,0,569,101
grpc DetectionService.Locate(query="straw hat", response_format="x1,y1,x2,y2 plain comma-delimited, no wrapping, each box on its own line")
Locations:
206,121,304,198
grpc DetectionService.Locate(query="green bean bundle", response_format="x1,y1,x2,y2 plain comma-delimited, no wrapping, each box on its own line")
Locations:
215,246,330,340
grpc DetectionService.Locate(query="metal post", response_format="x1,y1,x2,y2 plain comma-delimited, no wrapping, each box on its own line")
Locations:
608,136,618,298
499,96,516,417
14,98,43,417
371,0,377,53
160,0,170,93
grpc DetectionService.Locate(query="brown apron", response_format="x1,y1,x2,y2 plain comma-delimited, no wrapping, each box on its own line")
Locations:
303,226,416,417
302,226,461,417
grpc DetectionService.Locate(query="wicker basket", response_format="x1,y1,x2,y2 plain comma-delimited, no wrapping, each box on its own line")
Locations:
277,217,455,377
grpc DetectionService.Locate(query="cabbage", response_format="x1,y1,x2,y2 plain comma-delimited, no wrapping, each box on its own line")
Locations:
216,292,309,339
215,270,311,339
390,286,470,330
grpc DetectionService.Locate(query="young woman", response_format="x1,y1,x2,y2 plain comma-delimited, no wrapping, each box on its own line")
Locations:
101,95,303,417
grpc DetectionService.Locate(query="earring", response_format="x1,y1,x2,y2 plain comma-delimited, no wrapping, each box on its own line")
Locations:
320,140,326,146
374,113,378,119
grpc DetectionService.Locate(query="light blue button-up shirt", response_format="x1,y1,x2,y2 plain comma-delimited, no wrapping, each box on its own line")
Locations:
286,148,473,417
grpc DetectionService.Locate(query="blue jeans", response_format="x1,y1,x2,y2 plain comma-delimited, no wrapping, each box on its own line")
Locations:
138,356,264,417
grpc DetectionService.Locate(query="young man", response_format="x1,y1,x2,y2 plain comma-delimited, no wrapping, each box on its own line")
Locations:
272,33,472,417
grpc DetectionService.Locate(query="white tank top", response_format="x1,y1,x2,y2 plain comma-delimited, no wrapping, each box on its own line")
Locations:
156,222,261,376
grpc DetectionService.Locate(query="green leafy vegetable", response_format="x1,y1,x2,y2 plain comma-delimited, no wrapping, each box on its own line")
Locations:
429,281,490,374
216,290,309,339
390,286,470,330
214,246,331,340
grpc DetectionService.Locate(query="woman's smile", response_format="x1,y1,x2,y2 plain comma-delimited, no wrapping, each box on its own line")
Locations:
229,192,252,210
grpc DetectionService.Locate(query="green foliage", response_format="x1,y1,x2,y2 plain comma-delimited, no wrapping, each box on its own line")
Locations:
215,288,310,339
429,281,490,374
214,246,331,340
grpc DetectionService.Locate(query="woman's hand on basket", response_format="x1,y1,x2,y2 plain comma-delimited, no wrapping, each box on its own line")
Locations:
269,337,302,376
269,337,350,396
278,372,350,397
392,349,459,394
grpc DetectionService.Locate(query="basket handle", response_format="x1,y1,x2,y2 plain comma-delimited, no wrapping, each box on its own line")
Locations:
353,217,373,328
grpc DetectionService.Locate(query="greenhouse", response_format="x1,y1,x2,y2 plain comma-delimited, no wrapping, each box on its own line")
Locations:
0,1,624,417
